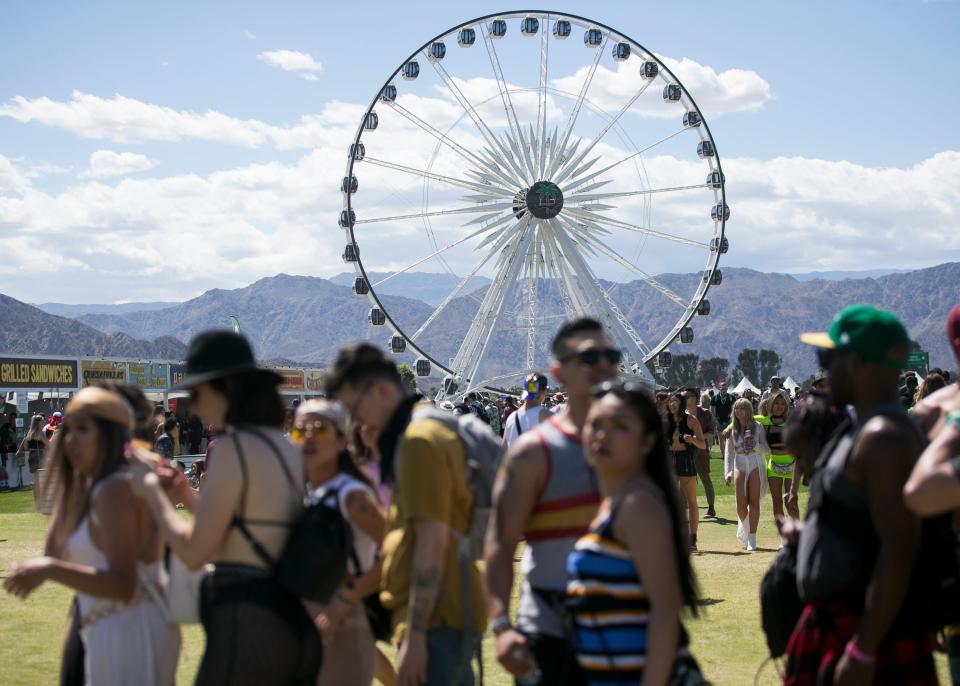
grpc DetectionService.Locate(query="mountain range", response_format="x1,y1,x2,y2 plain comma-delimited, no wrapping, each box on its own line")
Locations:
6,263,959,382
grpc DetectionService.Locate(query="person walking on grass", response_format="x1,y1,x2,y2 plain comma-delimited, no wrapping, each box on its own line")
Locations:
668,391,706,550
693,391,717,519
567,382,705,685
485,318,618,686
724,398,769,551
759,393,799,539
784,306,935,685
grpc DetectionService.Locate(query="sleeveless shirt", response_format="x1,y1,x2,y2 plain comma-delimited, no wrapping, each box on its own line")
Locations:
517,417,600,638
567,503,692,680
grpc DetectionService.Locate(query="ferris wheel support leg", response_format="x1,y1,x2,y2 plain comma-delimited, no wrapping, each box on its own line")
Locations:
448,219,536,393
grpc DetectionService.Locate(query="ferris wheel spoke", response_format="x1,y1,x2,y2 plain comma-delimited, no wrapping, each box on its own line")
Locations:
354,202,514,225
562,206,710,249
566,183,711,203
480,23,534,182
563,127,687,194
387,100,520,189
545,35,609,180
362,157,514,198
553,79,656,186
426,53,528,184
556,216,688,309
548,221,652,362
536,18,550,180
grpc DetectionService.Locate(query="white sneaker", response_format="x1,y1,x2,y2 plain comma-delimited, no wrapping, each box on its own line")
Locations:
736,519,748,545
747,534,757,551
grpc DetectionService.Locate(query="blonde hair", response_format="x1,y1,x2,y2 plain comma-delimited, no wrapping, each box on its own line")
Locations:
731,398,755,441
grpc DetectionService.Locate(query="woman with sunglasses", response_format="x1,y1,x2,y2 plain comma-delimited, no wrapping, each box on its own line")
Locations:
759,393,799,541
724,398,770,551
129,330,322,685
4,387,181,685
292,400,386,686
666,391,706,550
567,382,703,686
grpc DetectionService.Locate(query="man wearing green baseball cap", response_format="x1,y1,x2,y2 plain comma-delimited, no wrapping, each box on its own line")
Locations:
783,306,934,685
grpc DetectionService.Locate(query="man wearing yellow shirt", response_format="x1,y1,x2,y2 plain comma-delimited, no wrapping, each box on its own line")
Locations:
327,344,485,686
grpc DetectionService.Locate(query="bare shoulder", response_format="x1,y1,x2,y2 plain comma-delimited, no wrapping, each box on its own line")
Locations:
615,486,671,543
852,415,920,469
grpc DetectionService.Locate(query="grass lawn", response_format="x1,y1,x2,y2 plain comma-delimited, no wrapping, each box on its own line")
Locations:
0,450,949,685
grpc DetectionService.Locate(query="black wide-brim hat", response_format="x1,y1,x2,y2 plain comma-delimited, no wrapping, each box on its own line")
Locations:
172,329,283,391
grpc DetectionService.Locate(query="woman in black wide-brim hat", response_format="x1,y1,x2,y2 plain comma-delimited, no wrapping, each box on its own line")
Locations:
130,330,322,685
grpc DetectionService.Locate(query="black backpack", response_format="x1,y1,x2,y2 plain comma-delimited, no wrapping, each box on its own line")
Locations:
760,543,804,658
231,428,352,604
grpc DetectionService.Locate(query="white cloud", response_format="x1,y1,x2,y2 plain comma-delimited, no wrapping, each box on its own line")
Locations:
0,155,31,194
551,55,771,118
81,150,157,179
0,90,361,149
258,49,323,81
243,30,256,40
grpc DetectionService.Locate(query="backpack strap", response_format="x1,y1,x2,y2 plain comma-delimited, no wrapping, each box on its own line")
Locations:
513,411,523,437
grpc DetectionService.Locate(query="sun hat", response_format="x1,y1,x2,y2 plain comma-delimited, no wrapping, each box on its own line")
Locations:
65,387,134,430
522,373,547,401
295,399,348,434
800,305,910,368
171,330,282,390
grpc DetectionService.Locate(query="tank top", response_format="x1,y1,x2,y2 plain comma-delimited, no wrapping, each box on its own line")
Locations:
763,416,787,451
567,502,691,680
517,417,600,638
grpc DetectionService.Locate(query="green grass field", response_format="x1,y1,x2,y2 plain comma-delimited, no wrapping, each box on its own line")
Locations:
0,451,948,685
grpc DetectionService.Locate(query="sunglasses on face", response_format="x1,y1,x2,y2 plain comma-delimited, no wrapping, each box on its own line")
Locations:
290,421,334,443
563,347,622,366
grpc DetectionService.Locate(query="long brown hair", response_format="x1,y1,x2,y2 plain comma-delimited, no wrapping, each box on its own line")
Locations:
44,416,131,555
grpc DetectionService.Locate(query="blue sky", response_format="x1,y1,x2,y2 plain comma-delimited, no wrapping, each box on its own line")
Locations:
0,0,958,304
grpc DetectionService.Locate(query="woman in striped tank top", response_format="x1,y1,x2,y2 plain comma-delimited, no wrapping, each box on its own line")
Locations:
567,382,705,685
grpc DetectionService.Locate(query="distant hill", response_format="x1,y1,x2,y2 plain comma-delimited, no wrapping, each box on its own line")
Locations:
34,301,179,317
0,294,186,359
328,271,491,306
14,263,959,380
787,268,911,282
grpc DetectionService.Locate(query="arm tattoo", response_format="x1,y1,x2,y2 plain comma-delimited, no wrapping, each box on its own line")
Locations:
410,567,442,633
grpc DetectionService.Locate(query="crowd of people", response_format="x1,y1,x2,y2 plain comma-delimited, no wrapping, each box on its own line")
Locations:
2,302,959,686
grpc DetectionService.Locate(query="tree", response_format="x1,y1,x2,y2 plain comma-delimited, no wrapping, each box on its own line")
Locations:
661,353,699,388
696,357,730,388
397,363,417,393
732,349,761,387
758,349,783,385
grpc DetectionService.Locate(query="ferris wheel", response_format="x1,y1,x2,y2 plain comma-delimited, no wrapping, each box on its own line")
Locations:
340,10,727,398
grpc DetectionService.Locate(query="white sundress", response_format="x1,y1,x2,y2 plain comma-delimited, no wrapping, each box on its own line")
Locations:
65,485,181,685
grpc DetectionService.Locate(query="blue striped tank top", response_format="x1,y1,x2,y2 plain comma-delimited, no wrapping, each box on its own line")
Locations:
566,502,692,684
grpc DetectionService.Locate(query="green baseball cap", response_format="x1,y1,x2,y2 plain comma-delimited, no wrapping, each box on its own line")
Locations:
800,305,910,368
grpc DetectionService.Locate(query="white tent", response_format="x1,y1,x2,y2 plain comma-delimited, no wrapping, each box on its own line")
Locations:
733,377,761,395
783,376,800,391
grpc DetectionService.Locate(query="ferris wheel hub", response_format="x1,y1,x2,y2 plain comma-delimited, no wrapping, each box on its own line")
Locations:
525,181,564,220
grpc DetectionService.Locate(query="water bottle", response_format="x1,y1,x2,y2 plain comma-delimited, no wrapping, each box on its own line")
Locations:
517,660,542,686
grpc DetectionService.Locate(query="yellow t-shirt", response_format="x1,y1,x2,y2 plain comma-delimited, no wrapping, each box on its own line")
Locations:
379,412,487,640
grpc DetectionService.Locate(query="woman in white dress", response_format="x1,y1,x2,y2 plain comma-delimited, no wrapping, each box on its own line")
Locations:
723,397,770,551
293,399,386,686
4,387,180,685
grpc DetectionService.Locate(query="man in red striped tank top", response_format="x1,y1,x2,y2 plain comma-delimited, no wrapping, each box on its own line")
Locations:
485,318,620,686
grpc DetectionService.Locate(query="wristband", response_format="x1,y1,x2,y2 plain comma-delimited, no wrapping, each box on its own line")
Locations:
491,615,512,636
946,411,960,431
844,641,876,664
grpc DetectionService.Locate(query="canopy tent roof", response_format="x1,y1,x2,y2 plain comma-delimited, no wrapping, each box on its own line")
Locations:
733,377,761,395
783,376,800,391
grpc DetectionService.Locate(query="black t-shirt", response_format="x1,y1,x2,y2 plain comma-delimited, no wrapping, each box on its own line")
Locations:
712,393,735,425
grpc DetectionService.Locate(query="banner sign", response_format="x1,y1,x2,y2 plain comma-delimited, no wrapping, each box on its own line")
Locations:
128,362,170,390
304,370,325,394
277,370,304,393
168,364,188,389
81,360,127,386
0,357,78,390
